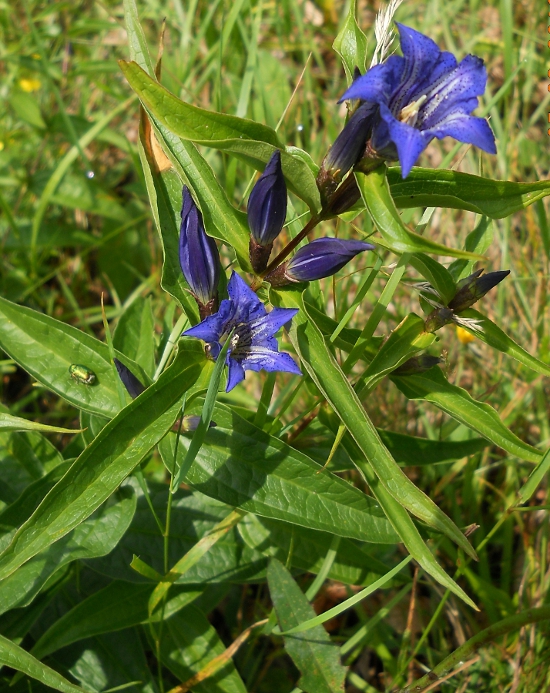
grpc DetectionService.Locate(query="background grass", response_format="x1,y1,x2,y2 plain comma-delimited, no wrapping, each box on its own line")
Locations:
1,0,550,690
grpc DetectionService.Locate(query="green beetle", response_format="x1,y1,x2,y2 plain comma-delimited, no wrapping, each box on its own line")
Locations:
69,364,96,385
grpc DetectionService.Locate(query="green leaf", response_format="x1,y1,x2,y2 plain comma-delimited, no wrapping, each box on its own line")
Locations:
0,345,212,582
120,60,281,145
0,295,148,418
122,0,155,75
113,296,156,377
9,91,46,129
356,168,482,260
0,487,136,616
409,254,456,305
162,400,399,544
388,167,550,218
333,0,368,82
448,217,493,282
268,558,347,693
517,447,550,505
0,633,87,692
274,556,412,636
149,606,248,693
89,486,267,585
0,413,80,435
239,514,400,587
340,434,477,608
458,309,550,378
392,366,543,463
355,314,436,396
376,430,488,466
28,581,205,663
274,288,477,560
121,61,321,211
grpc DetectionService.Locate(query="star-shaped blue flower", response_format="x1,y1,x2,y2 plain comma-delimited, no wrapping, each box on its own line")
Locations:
183,271,301,392
340,23,496,177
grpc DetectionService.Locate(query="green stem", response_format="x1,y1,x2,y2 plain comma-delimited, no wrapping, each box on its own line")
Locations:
154,312,189,381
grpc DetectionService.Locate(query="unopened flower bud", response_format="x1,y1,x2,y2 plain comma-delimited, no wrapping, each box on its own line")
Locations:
317,103,376,203
248,151,287,272
392,355,442,376
171,415,217,433
425,307,454,333
448,269,510,312
114,358,145,399
179,187,220,318
266,238,374,286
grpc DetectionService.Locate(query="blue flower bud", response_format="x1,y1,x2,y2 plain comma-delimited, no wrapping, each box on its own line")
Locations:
448,269,510,312
179,187,220,317
247,151,287,272
317,103,377,202
114,358,145,399
267,237,374,286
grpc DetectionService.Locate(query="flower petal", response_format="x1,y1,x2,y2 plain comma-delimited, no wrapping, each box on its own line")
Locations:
226,358,246,392
379,104,429,177
339,58,401,105
426,113,497,154
227,271,266,321
182,301,230,343
419,55,488,127
249,308,298,341
241,348,302,375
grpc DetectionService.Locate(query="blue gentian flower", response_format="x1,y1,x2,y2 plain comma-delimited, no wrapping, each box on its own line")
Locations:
266,238,374,286
179,186,220,317
340,23,496,178
248,151,288,273
183,271,301,392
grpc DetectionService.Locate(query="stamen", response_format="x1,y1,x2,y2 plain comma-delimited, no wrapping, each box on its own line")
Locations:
399,95,428,126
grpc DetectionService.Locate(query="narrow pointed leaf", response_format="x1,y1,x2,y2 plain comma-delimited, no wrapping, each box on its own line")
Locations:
0,345,213,582
0,634,87,693
273,288,477,560
458,309,550,378
392,366,543,462
160,401,399,544
0,414,81,435
388,167,550,219
268,558,347,693
356,168,482,260
409,254,456,305
0,296,147,418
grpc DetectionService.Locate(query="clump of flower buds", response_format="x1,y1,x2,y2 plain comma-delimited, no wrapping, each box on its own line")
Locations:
424,269,510,333
265,237,374,287
391,355,442,376
248,150,287,273
179,187,220,319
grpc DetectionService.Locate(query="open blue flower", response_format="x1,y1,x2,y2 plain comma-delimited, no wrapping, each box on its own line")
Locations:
340,23,496,177
183,271,301,392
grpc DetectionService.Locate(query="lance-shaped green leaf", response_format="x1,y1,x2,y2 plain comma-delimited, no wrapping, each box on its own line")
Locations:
392,366,543,463
239,514,401,587
0,634,87,693
355,314,436,396
409,254,456,305
273,288,476,560
0,487,135,616
119,61,321,211
161,401,399,544
0,344,213,582
0,295,147,419
388,167,550,218
356,167,482,260
333,0,368,82
268,558,347,693
457,309,550,378
0,413,81,435
147,606,248,693
340,435,477,608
